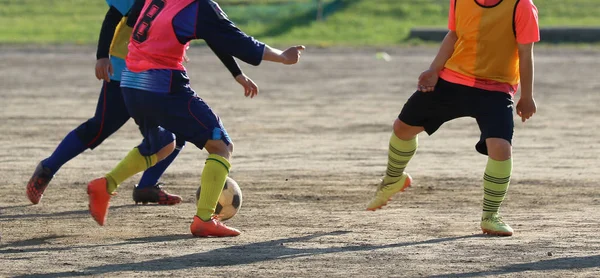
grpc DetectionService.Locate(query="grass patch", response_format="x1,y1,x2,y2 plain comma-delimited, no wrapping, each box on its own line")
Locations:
0,0,598,45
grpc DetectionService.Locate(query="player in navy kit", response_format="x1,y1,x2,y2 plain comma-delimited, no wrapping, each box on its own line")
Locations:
26,0,249,206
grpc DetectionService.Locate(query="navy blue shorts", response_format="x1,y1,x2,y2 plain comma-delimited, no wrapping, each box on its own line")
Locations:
121,86,231,156
399,78,514,155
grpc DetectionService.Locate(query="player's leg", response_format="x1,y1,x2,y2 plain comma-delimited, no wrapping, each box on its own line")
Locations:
104,130,175,194
475,92,515,236
366,119,421,211
385,119,422,185
368,79,465,210
132,136,186,205
87,87,175,225
88,135,174,226
157,91,239,237
189,134,239,237
26,81,128,204
196,138,233,221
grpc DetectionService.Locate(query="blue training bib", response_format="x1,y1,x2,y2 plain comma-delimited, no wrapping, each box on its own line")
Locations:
105,0,136,15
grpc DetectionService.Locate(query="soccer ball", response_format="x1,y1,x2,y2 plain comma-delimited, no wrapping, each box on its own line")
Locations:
196,177,242,221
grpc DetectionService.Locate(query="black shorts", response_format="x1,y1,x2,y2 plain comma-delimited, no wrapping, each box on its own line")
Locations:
399,78,514,155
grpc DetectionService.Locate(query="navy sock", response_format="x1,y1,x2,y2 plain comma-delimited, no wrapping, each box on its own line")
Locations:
136,144,183,189
42,130,88,175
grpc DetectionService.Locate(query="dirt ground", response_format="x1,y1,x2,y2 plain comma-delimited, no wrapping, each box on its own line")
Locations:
0,46,599,277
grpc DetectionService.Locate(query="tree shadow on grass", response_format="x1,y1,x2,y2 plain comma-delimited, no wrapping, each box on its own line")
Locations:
14,232,484,277
258,0,356,38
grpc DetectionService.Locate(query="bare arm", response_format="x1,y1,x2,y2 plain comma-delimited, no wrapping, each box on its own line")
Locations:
429,30,458,72
417,30,457,92
262,45,305,65
517,43,534,98
262,45,284,63
515,42,537,122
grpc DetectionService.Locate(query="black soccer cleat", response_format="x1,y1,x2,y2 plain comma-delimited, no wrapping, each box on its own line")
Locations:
132,183,182,205
26,161,54,204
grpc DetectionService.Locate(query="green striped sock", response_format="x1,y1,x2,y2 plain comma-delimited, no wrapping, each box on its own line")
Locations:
197,154,231,221
383,133,417,185
482,158,512,213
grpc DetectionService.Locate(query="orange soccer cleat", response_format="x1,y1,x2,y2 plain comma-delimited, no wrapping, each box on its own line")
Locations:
87,177,113,226
190,216,241,237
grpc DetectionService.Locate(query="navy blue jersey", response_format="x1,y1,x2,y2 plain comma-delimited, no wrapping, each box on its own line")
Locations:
122,0,265,92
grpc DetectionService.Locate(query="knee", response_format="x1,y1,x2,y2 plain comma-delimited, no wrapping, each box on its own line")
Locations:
393,119,423,140
486,138,512,161
205,140,232,160
227,142,234,155
220,142,233,160
156,140,176,161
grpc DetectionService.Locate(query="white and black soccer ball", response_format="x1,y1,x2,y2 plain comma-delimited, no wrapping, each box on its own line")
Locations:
196,177,242,221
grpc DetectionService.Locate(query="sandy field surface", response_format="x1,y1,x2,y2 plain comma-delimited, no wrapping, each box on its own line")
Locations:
0,46,599,277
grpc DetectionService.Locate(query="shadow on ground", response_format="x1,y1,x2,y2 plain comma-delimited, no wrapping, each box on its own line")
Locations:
429,255,600,277
0,233,190,254
0,204,137,221
13,232,494,277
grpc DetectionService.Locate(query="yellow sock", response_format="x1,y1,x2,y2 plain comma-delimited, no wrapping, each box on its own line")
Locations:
197,154,231,221
483,158,512,214
105,148,157,194
383,133,417,184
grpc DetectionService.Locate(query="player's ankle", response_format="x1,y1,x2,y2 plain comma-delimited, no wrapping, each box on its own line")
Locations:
196,213,212,222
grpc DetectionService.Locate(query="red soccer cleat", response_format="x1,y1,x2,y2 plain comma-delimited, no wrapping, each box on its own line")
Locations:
87,177,113,226
190,216,241,237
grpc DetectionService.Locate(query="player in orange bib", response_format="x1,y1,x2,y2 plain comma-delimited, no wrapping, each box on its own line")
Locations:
367,0,540,236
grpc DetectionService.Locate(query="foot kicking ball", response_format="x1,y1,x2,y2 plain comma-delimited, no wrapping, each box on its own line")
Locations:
196,177,242,221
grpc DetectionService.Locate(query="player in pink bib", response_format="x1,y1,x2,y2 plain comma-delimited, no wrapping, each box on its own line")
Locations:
86,0,306,237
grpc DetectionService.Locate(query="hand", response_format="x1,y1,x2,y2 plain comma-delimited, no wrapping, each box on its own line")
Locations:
95,58,113,82
235,73,259,98
280,45,306,65
516,96,537,122
417,68,439,92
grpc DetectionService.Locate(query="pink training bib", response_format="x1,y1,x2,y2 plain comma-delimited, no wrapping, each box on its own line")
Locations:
127,0,195,72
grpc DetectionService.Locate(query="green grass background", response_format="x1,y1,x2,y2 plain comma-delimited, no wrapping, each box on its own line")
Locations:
0,0,598,45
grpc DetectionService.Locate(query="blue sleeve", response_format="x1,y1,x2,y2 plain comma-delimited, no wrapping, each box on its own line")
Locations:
194,0,265,66
106,0,136,15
